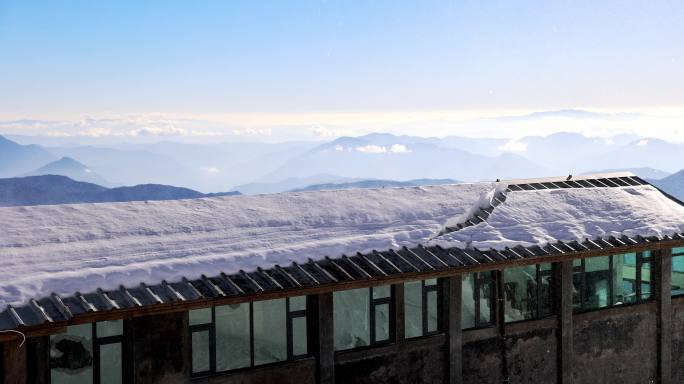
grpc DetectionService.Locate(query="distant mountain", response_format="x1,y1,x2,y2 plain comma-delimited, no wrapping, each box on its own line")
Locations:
649,170,684,202
583,167,671,180
592,138,684,174
0,175,240,207
260,134,548,183
0,135,56,177
234,174,359,195
290,178,460,192
24,157,113,186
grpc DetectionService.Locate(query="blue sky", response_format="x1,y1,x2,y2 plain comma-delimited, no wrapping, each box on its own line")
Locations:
1,1,683,139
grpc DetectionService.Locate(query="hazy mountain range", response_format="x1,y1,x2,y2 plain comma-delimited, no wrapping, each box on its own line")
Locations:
0,175,239,207
2,130,683,195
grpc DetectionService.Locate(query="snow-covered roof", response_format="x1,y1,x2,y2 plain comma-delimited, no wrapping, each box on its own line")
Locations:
1,173,683,315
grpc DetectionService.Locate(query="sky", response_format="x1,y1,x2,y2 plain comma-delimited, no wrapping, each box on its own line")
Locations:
1,0,683,141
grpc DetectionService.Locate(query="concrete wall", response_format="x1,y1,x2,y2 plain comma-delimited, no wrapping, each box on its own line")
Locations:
462,329,503,384
573,303,657,384
334,335,446,384
505,320,557,384
194,358,316,384
672,297,684,383
132,312,189,384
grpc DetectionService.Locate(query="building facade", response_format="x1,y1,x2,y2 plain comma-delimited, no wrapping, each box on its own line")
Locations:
1,174,684,383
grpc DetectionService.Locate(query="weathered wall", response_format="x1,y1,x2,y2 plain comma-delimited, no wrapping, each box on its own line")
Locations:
573,304,657,384
672,298,684,383
334,335,446,384
462,329,503,384
2,339,26,384
132,311,189,384
194,358,316,384
505,321,557,384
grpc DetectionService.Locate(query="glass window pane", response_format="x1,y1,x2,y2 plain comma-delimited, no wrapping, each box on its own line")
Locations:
673,247,684,256
641,257,651,301
613,253,636,305
404,281,423,338
191,330,210,374
289,296,307,312
426,290,438,333
99,343,122,384
334,288,370,350
374,303,390,342
539,264,553,317
372,285,390,299
253,299,287,365
504,265,537,322
461,274,476,329
584,256,610,309
96,320,123,338
425,278,438,286
50,324,94,384
215,304,251,371
477,277,493,326
673,255,684,296
189,307,212,326
292,316,308,356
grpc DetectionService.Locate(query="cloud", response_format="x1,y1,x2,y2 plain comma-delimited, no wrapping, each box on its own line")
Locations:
497,140,528,153
231,128,273,136
389,144,411,153
637,139,649,146
355,145,387,154
200,166,220,174
354,144,412,154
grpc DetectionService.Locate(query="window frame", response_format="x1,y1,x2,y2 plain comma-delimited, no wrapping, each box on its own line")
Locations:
573,251,654,313
369,286,393,345
189,296,309,378
672,247,684,298
49,320,127,384
404,279,441,339
502,264,554,324
463,271,496,330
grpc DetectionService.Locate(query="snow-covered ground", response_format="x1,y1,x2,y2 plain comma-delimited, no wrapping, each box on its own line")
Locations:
1,181,683,309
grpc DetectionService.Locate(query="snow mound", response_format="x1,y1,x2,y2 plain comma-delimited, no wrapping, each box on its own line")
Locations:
431,185,684,250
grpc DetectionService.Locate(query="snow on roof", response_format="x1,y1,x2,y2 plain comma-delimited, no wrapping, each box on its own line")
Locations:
0,183,492,309
432,184,684,250
1,176,683,310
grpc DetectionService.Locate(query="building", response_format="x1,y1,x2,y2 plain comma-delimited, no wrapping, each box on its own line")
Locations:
1,172,684,384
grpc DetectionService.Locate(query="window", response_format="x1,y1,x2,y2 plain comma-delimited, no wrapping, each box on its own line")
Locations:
573,252,653,312
404,279,440,338
462,272,495,329
189,296,308,377
333,285,392,351
49,320,125,384
673,247,684,297
504,264,553,323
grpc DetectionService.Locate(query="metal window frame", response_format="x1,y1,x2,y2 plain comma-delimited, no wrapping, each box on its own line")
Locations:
503,264,554,323
672,252,684,298
469,271,495,329
190,297,309,378
421,279,441,336
369,286,394,345
573,251,654,313
48,321,128,384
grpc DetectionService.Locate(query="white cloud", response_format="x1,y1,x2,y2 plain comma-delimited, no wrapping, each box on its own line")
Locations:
231,128,273,136
637,139,649,146
497,140,528,153
389,144,411,153
334,144,345,152
355,145,387,154
200,167,221,174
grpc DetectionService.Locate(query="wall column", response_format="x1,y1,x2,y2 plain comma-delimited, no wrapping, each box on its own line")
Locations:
26,336,49,384
443,276,462,384
557,260,574,384
313,292,335,384
2,339,27,384
655,248,672,384
393,283,405,343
